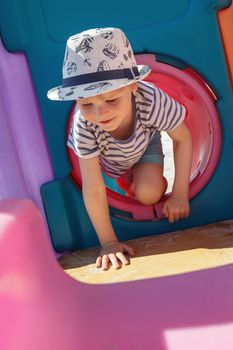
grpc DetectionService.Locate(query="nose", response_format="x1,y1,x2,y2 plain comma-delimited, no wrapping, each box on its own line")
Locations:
94,104,109,121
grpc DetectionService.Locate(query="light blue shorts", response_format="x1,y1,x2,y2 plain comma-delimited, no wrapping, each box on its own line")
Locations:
137,131,164,166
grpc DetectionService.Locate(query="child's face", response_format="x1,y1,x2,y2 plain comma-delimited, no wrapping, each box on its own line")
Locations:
76,84,137,132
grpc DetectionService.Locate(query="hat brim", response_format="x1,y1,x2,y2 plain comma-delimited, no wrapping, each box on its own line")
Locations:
47,65,151,101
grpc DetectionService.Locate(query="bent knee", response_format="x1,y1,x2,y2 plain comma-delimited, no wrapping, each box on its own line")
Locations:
134,177,167,205
134,184,163,205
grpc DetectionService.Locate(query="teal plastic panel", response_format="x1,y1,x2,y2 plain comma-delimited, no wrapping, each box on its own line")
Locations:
1,0,232,178
1,0,233,251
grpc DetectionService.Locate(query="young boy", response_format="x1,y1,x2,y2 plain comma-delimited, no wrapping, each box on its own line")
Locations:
48,27,192,270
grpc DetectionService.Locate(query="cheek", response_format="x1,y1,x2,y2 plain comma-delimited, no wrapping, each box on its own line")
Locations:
79,108,95,122
118,100,131,114
112,102,126,114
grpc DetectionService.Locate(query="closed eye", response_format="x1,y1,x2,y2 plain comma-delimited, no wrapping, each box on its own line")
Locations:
106,98,118,103
81,103,93,107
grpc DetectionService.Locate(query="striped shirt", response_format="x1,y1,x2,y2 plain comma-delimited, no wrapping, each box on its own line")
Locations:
67,81,186,178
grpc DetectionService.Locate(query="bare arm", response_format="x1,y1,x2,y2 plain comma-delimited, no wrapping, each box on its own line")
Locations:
79,156,117,245
164,122,192,222
79,156,135,269
167,122,192,198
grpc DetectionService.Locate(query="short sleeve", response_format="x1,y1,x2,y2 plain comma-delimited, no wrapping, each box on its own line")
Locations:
151,87,186,132
67,108,100,159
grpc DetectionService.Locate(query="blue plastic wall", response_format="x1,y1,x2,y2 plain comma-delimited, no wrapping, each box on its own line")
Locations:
1,0,232,251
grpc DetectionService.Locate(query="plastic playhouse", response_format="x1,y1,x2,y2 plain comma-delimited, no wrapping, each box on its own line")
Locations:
0,1,233,349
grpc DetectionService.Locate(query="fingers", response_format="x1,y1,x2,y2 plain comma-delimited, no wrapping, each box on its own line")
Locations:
96,256,102,268
116,252,130,266
165,208,190,223
96,253,128,270
163,197,190,223
96,243,135,270
109,253,121,269
96,254,110,271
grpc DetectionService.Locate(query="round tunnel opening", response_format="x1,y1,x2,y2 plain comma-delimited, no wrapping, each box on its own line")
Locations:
67,54,222,221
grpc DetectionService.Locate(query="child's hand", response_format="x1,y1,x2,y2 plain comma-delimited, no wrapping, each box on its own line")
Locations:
96,241,135,271
163,196,190,223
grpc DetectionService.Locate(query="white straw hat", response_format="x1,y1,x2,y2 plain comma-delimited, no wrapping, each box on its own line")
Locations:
47,27,151,101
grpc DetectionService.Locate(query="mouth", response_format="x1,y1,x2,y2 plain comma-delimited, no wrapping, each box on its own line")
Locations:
100,117,115,125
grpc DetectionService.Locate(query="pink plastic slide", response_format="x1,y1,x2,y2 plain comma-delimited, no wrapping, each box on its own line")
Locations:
1,198,233,349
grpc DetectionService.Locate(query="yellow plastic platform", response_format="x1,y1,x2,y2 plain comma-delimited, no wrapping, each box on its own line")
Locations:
58,220,233,284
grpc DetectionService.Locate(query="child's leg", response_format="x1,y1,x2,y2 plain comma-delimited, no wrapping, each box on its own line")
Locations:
133,163,167,205
132,131,167,204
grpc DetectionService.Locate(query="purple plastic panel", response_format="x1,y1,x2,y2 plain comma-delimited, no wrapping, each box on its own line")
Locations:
0,39,54,214
1,198,233,350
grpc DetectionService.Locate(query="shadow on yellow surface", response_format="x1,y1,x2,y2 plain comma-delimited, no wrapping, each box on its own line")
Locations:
58,220,233,284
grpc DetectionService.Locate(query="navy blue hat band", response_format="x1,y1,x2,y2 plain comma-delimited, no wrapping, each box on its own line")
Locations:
62,67,140,88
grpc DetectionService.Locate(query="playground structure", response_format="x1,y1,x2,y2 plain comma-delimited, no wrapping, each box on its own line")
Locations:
0,1,233,349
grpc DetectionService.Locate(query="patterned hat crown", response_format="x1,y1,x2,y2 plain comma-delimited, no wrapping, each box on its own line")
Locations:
64,28,136,77
47,27,151,100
